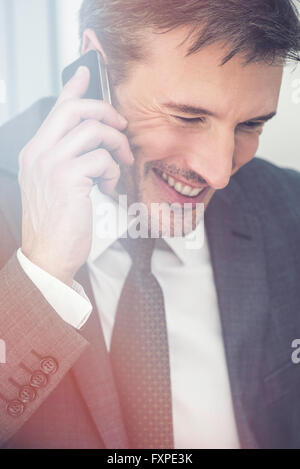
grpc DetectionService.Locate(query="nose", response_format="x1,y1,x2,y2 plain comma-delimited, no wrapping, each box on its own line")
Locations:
185,127,235,190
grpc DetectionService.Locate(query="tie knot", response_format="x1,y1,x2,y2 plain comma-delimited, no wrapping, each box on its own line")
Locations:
119,235,155,272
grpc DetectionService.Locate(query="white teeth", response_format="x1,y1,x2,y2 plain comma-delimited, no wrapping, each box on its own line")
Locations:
190,187,202,197
182,185,193,196
158,170,204,197
174,182,183,192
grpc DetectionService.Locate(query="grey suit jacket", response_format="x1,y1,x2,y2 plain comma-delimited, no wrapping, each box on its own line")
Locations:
0,98,300,449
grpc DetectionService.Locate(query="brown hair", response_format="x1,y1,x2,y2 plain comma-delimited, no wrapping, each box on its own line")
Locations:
79,0,300,86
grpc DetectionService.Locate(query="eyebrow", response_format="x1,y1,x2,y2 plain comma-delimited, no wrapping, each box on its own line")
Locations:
162,101,277,123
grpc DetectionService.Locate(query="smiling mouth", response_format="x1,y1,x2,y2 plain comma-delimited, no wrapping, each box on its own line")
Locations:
153,168,207,198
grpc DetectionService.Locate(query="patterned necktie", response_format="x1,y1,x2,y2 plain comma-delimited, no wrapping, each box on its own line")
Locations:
109,235,174,449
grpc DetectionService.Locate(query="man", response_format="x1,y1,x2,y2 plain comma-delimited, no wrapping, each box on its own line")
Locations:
0,0,300,449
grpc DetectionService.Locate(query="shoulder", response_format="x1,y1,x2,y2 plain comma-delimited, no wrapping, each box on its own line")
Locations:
232,157,300,218
228,158,300,278
236,157,300,192
0,97,56,177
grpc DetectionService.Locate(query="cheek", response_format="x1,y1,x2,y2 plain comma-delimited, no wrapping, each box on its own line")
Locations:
234,132,260,168
129,125,188,163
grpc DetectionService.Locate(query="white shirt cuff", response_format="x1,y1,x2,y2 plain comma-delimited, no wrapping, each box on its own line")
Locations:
17,248,92,329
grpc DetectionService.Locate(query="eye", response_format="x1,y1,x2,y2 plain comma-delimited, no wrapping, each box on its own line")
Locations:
239,121,264,130
171,115,205,125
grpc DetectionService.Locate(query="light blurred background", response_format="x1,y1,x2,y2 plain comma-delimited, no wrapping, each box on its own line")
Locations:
0,0,299,170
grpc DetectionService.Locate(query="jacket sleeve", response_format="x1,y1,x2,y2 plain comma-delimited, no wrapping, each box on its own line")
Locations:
17,248,92,329
0,251,89,446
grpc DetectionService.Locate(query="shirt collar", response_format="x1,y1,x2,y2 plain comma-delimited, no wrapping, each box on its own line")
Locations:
88,187,207,266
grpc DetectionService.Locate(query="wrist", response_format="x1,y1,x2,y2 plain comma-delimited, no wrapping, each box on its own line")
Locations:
20,247,75,287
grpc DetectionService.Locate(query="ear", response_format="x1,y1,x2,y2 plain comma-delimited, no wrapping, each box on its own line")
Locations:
81,28,108,64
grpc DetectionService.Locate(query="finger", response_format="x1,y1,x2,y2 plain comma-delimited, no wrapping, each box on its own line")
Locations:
55,66,91,107
70,148,121,194
44,65,90,123
30,98,128,157
44,119,133,166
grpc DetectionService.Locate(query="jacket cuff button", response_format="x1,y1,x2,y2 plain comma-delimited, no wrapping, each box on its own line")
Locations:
7,400,25,417
30,370,48,388
40,357,58,375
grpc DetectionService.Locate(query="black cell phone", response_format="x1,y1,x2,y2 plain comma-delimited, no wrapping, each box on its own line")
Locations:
62,50,112,104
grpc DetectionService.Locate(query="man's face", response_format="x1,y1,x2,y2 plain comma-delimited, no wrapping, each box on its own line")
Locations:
112,27,283,229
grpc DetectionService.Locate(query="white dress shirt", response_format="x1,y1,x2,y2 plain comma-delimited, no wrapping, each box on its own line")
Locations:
17,186,240,449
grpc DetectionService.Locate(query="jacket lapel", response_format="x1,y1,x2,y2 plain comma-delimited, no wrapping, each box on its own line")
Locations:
72,263,129,449
205,179,269,449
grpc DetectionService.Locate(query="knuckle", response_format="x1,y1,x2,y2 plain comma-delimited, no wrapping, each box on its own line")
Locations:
58,99,77,118
96,148,110,160
82,119,102,134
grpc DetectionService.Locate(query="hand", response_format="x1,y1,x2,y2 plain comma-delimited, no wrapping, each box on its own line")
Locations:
18,65,134,285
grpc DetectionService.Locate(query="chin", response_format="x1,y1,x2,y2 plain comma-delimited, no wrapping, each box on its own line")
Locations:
138,189,214,238
119,163,216,237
